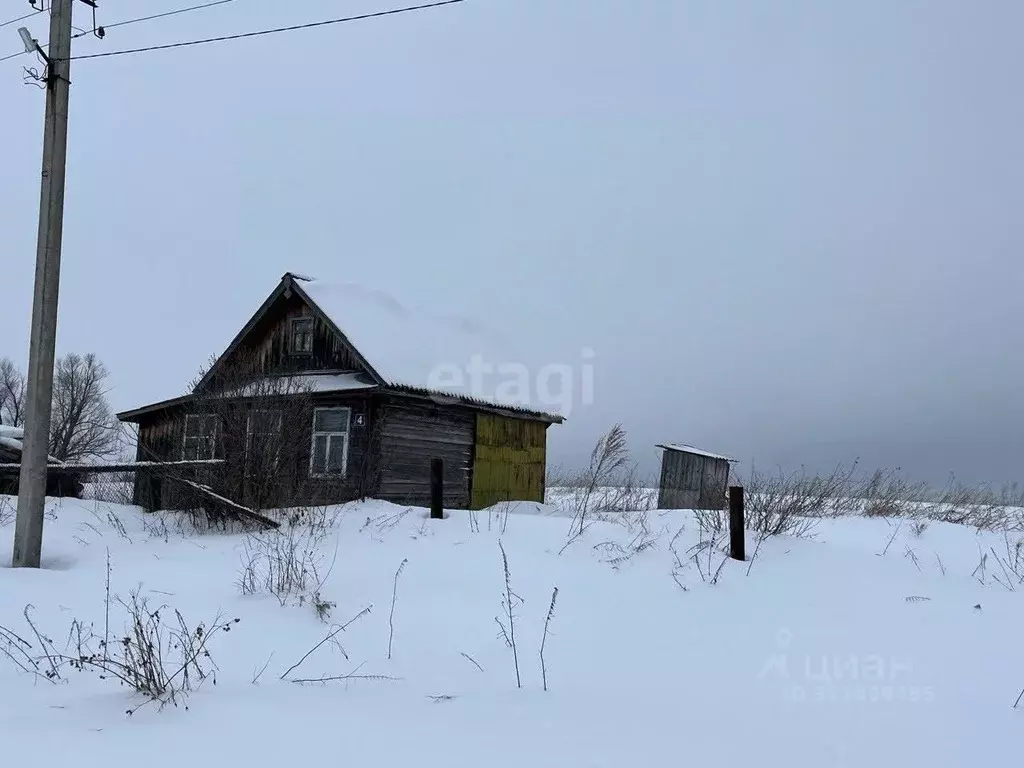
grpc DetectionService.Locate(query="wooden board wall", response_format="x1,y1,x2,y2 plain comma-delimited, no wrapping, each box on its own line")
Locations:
377,401,473,508
656,451,729,510
470,413,546,509
203,292,366,387
132,393,376,511
133,411,180,509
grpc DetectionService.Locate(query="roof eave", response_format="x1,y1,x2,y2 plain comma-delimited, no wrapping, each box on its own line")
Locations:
383,384,565,424
116,394,194,423
118,388,566,425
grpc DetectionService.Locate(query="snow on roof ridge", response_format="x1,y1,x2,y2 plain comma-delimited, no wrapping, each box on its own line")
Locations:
657,443,735,462
303,279,497,338
217,371,376,398
297,278,531,403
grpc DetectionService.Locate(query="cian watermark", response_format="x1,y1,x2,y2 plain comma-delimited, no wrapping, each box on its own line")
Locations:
757,630,934,704
425,348,595,417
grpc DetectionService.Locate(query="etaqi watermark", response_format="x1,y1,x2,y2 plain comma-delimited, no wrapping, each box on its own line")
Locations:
425,348,595,417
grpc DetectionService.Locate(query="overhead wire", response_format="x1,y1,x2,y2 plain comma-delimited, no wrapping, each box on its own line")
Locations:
70,0,235,40
0,7,46,31
2,0,235,63
3,0,465,66
0,4,47,61
0,47,32,63
67,0,466,60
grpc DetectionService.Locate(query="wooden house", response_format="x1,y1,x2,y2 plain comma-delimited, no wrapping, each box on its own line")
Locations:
655,443,733,510
116,273,564,512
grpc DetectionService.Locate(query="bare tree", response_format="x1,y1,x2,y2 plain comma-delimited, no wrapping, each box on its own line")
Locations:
1,353,120,459
0,358,26,427
49,353,120,462
179,350,351,513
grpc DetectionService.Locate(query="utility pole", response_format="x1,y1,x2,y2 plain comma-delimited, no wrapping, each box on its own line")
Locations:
12,0,75,568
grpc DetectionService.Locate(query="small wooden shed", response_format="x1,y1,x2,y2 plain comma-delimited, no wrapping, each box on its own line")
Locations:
655,443,734,510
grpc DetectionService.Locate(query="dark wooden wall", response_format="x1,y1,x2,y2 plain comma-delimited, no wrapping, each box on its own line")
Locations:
209,292,366,383
133,409,186,510
289,394,375,506
657,451,730,510
376,399,474,508
130,392,553,514
132,393,376,511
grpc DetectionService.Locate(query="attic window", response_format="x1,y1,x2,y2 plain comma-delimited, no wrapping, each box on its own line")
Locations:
290,317,313,354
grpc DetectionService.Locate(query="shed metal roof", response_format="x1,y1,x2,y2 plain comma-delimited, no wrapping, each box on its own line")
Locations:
656,443,735,462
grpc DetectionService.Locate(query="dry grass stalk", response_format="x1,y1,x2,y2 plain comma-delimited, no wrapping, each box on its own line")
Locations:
387,558,409,660
495,541,522,689
0,595,238,713
540,586,559,692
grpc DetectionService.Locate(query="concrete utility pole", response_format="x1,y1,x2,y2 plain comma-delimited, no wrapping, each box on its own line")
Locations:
13,0,75,568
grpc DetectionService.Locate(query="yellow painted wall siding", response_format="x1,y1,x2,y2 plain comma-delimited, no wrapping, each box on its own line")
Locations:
470,414,547,508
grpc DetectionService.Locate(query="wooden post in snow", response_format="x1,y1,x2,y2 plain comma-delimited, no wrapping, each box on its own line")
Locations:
729,486,745,561
430,458,444,519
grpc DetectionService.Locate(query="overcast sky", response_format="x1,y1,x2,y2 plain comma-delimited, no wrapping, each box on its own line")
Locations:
1,0,1022,485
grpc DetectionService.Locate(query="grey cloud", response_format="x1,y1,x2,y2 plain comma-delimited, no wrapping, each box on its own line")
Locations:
1,0,1020,486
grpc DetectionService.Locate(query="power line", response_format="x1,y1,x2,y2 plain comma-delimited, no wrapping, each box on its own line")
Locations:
0,46,35,63
68,0,466,60
0,7,45,31
0,5,47,63
3,0,236,64
71,0,235,39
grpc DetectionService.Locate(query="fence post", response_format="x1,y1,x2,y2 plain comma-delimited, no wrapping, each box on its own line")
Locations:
729,485,745,561
430,458,444,519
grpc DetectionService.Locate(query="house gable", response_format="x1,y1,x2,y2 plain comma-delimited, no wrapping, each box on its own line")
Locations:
171,273,562,424
193,275,384,393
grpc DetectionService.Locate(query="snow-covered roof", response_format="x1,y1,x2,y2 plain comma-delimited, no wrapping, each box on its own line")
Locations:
293,277,560,420
0,425,24,441
297,279,517,388
0,436,22,453
217,372,376,399
0,433,66,465
656,443,735,462
118,275,565,424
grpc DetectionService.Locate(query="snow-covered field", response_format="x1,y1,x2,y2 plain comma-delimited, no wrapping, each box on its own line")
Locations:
1,494,1022,765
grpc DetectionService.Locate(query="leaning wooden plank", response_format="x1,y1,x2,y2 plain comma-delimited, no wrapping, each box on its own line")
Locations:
176,478,280,530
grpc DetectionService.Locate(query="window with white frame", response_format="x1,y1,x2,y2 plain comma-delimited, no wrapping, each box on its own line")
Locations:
310,407,350,477
290,317,313,355
246,409,282,467
182,414,219,461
